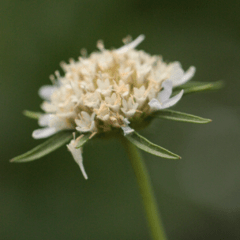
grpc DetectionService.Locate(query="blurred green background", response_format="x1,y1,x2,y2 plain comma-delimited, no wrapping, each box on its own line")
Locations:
1,0,240,239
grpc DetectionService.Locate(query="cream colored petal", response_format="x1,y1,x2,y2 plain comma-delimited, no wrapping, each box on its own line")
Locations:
121,108,137,118
67,140,88,179
38,114,52,127
81,111,91,122
32,127,57,139
38,85,57,101
122,99,128,110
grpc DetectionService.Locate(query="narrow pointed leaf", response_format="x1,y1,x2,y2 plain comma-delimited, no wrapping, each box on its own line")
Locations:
23,110,43,120
125,131,180,159
153,109,211,123
182,80,223,91
173,80,224,96
11,131,72,163
76,132,93,148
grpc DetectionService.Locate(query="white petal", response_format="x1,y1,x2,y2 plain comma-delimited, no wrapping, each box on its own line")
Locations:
161,90,184,109
181,66,196,84
121,126,134,136
115,35,145,54
38,85,57,101
67,140,88,179
172,66,196,87
148,98,162,110
38,114,52,127
168,62,184,85
158,80,172,102
123,118,130,124
32,127,57,139
41,101,57,112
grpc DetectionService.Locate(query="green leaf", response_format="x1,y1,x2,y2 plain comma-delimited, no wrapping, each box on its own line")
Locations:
172,80,224,96
76,132,93,148
153,109,212,123
11,131,73,163
23,110,43,120
125,131,180,159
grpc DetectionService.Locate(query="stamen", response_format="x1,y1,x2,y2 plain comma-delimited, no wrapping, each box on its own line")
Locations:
49,74,56,84
97,40,105,51
55,70,60,78
89,132,97,139
122,35,132,44
80,48,87,58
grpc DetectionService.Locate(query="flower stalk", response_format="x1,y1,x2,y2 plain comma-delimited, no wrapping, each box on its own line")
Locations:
122,137,167,240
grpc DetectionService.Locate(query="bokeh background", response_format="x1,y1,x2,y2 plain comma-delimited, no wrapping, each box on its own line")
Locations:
1,0,240,239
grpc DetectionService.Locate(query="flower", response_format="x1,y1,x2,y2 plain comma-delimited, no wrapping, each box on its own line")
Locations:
148,80,184,111
14,35,200,179
35,35,195,138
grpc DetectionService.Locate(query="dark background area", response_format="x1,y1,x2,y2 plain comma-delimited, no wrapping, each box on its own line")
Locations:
1,0,240,239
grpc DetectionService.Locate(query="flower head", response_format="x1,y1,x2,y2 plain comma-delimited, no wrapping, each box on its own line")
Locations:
35,35,195,140
13,35,219,179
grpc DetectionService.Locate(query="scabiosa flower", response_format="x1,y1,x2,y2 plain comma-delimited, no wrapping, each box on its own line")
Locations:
12,35,222,179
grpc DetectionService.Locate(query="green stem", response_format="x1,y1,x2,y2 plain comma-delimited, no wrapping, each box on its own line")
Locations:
121,137,167,240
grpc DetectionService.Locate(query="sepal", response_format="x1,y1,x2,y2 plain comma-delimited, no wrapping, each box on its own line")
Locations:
23,110,43,120
173,80,224,96
125,131,180,159
153,109,212,123
75,132,94,149
10,131,72,162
